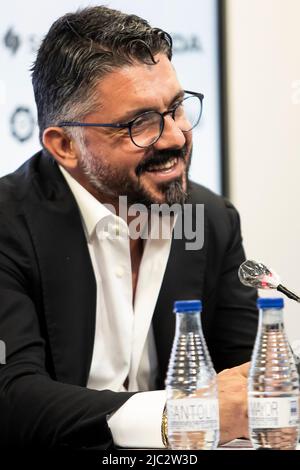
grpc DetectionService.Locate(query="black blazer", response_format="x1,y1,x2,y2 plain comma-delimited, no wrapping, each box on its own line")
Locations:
0,151,257,450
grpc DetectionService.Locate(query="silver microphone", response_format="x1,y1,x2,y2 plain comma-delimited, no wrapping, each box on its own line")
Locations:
238,259,300,303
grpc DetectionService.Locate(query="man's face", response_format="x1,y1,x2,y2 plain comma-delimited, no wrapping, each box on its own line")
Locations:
75,53,193,206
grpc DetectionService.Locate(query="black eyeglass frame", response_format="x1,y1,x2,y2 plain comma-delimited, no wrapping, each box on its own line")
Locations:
58,90,204,148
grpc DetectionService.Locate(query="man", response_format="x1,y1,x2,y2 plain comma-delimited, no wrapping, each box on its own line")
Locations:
0,6,257,450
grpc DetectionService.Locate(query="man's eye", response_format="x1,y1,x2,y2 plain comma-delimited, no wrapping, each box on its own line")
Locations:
134,115,151,126
117,127,128,134
109,127,127,138
173,100,184,109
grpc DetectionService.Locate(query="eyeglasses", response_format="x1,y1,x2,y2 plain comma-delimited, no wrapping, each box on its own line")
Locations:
58,90,204,148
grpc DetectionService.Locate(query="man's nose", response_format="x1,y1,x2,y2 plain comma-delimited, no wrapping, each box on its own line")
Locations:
153,115,186,150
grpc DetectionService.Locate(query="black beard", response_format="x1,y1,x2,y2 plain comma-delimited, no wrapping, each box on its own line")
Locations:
80,144,192,207
129,144,190,207
162,178,188,205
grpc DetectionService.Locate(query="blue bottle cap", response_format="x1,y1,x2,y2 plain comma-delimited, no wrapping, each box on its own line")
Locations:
173,300,202,313
257,297,284,309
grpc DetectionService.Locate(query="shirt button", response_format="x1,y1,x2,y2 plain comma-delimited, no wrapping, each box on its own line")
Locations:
111,224,120,236
115,266,125,278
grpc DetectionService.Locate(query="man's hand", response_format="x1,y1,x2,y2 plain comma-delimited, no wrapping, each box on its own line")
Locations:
217,362,250,444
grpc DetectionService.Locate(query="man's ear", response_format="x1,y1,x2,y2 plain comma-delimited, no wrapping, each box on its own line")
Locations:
42,127,79,169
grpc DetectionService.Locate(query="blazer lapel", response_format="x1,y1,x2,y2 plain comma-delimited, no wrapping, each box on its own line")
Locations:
23,153,96,386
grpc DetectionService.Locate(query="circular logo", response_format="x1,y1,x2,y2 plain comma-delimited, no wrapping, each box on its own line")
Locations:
10,106,36,143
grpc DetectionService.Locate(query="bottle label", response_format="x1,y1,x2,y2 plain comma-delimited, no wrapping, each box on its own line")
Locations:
167,398,219,432
249,397,299,428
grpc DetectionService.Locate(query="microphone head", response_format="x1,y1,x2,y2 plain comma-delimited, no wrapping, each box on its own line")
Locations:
238,260,280,289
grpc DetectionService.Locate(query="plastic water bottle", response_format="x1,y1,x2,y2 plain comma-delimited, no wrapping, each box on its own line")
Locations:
248,297,300,450
165,300,219,450
291,339,300,377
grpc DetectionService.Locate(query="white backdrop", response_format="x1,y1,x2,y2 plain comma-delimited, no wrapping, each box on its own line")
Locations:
226,0,300,342
0,0,222,193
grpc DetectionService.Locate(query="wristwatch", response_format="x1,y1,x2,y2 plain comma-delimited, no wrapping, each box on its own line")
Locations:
161,404,169,448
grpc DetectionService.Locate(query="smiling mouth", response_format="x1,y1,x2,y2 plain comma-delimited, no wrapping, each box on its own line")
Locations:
145,157,179,173
140,156,185,184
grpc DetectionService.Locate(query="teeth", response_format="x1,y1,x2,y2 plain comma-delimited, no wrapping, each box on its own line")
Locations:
147,157,177,172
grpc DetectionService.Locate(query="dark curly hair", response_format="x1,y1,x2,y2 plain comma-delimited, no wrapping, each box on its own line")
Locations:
31,6,173,142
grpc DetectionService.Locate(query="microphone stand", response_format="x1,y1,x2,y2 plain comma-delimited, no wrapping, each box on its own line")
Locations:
277,284,300,303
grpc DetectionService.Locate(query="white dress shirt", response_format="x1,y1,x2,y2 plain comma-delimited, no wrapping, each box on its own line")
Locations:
60,166,174,448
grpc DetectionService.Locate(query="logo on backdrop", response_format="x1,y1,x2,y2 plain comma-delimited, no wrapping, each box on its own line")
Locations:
3,28,203,58
10,106,35,143
3,27,40,55
171,34,203,54
4,27,21,54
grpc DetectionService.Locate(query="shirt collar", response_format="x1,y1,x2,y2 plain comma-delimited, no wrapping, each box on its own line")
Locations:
59,165,177,241
59,165,122,239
